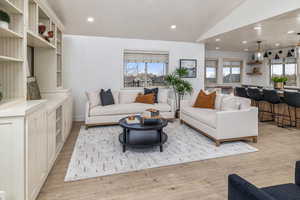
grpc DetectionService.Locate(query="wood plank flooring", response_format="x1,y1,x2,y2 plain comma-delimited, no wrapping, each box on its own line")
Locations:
37,121,300,200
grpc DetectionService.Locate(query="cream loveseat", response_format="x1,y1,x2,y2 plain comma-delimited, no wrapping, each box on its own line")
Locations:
180,92,258,146
85,89,175,128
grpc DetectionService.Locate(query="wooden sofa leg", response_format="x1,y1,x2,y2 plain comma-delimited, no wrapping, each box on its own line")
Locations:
85,125,89,130
253,136,258,143
180,120,184,124
215,140,221,147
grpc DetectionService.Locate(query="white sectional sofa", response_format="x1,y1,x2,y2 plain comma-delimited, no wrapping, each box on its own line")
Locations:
85,89,175,128
180,92,258,146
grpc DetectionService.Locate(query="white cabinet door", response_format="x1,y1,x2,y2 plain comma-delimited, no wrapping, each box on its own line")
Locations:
63,97,73,141
47,110,56,170
27,109,48,200
0,117,25,200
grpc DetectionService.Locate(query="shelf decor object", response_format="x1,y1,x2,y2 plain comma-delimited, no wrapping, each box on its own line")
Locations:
272,77,288,89
0,9,10,29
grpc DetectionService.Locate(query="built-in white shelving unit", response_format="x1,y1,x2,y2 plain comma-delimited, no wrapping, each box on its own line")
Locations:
0,1,72,200
0,0,24,103
0,0,65,106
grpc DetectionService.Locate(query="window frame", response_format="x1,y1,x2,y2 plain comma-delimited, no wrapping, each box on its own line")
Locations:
222,59,243,84
270,58,298,86
123,51,169,88
205,59,218,85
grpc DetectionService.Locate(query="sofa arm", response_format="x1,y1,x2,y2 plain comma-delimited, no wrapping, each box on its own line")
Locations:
228,174,276,200
296,161,300,186
216,107,258,139
167,98,176,113
85,102,90,120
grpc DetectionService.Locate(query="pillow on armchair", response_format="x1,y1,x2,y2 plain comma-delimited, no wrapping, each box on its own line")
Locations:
193,90,216,109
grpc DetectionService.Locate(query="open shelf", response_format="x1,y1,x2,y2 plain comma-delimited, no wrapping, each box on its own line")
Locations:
0,0,23,14
0,55,23,62
27,31,56,48
247,61,263,65
246,72,262,76
0,26,23,38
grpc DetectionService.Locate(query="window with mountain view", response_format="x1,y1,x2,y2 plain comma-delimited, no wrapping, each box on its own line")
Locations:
223,60,242,83
124,51,169,88
270,58,297,86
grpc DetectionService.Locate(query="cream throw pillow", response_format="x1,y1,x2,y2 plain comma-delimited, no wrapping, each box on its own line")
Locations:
221,95,240,111
85,90,101,108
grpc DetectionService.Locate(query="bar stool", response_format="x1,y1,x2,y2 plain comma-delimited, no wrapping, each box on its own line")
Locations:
235,87,248,98
247,88,264,121
284,91,300,128
262,89,284,127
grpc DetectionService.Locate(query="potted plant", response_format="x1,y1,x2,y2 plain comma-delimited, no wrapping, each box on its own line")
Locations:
272,77,288,89
165,68,193,118
0,10,10,29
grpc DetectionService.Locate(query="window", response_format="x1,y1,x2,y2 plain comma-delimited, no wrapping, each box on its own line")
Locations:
205,59,218,84
270,58,297,86
124,50,169,88
223,60,242,83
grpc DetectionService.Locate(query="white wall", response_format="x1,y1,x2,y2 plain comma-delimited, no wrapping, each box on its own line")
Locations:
205,50,269,87
63,35,205,121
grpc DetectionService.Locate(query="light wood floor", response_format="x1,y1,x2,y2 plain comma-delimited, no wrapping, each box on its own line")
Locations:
37,121,300,200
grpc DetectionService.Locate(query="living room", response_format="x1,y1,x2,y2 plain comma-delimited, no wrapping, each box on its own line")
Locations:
0,0,300,200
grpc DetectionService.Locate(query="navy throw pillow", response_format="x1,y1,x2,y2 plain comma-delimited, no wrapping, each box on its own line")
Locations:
144,88,158,103
100,89,115,106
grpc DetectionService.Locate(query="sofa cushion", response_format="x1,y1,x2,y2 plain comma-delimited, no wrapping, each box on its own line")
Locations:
119,90,141,104
90,103,171,116
158,89,168,103
193,90,216,109
262,184,300,200
221,95,240,111
144,88,158,103
100,89,115,106
181,107,217,128
85,89,101,108
239,97,251,110
135,93,155,104
215,94,224,110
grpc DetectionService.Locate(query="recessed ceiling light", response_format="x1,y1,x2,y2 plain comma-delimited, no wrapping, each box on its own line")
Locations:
87,17,94,23
242,41,247,44
170,25,177,29
287,30,295,34
244,49,249,51
215,38,221,42
275,43,280,47
216,47,220,50
254,26,262,30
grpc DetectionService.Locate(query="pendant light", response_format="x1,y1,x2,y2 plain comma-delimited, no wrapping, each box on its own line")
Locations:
287,50,293,57
254,41,263,61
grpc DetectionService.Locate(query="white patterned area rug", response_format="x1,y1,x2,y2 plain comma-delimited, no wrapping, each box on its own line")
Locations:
65,121,258,182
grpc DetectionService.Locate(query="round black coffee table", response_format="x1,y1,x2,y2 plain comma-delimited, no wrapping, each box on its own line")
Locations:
119,116,168,152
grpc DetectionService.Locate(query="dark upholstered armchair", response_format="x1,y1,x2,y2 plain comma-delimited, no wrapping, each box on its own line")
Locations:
228,161,300,200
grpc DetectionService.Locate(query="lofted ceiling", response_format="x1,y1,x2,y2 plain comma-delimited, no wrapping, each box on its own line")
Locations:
47,0,246,42
204,8,300,52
